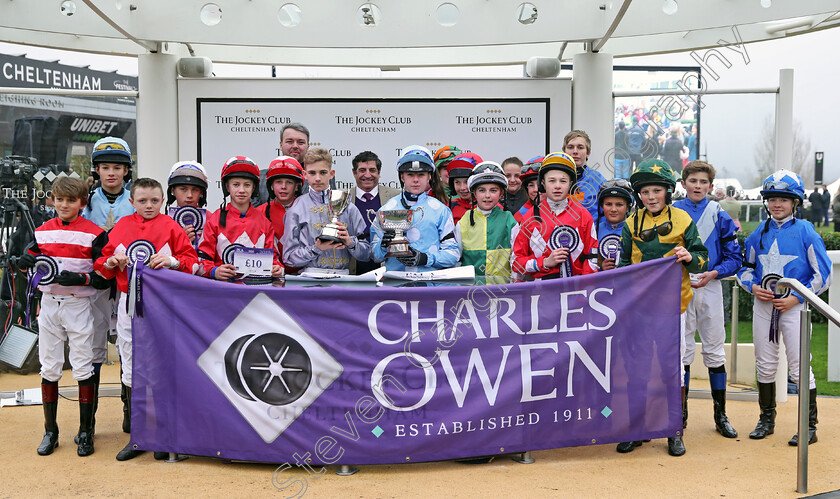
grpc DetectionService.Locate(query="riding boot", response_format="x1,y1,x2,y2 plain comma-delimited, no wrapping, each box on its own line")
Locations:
77,380,95,457
788,388,818,446
116,387,144,461
75,369,100,444
668,387,687,456
749,382,776,439
116,441,145,461
616,441,643,453
616,381,649,454
121,382,131,434
682,366,690,429
667,436,686,456
709,367,737,438
37,380,60,456
91,367,100,435
711,389,738,438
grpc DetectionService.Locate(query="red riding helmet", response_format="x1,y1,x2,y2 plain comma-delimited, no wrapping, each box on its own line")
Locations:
220,156,259,198
266,156,304,199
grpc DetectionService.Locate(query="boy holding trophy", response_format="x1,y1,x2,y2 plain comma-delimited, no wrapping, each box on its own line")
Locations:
281,148,371,272
371,146,461,272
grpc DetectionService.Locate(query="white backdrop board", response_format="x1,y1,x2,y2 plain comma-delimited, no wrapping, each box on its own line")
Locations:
178,78,571,208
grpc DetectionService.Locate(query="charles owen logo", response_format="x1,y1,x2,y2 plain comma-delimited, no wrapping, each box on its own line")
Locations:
197,293,343,443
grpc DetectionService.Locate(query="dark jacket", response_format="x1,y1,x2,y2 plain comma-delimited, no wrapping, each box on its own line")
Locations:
809,190,823,210
615,129,630,155
662,136,684,173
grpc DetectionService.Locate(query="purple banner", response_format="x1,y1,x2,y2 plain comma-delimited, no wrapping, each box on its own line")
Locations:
131,257,683,465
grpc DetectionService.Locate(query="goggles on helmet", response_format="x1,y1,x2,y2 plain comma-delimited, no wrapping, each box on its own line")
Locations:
521,163,540,175
472,163,502,175
601,178,633,191
762,180,793,191
94,141,128,152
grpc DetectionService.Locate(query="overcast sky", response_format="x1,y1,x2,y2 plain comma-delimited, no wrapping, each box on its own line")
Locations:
619,28,840,189
2,26,838,189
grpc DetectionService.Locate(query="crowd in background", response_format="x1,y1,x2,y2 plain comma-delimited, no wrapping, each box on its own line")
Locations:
613,104,698,179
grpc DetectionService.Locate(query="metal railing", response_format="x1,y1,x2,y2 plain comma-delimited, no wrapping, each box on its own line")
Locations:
725,277,740,384
726,277,785,401
776,278,840,494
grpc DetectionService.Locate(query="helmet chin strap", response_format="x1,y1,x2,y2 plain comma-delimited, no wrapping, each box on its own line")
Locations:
759,197,799,249
762,197,799,218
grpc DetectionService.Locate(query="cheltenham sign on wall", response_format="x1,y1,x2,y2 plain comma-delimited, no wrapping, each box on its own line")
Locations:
178,78,571,208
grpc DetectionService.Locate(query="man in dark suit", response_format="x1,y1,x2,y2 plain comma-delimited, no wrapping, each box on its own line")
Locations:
351,151,400,274
627,116,646,170
821,186,831,227
808,187,823,226
614,121,631,178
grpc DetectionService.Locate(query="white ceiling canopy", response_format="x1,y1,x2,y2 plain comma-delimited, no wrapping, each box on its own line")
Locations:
1,0,838,67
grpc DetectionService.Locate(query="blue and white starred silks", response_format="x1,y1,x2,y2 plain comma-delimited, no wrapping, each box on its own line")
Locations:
738,215,831,302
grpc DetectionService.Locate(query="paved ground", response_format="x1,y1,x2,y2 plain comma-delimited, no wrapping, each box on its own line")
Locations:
1,363,838,498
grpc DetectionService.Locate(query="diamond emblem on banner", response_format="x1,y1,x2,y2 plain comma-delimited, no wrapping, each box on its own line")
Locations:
371,425,384,438
601,406,612,418
34,172,44,182
197,293,343,443
231,333,311,405
45,171,56,182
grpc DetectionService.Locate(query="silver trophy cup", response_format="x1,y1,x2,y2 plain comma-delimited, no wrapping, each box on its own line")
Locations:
317,190,352,243
378,208,424,258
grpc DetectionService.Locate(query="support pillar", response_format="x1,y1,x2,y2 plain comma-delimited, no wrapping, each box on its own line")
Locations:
137,50,179,184
774,69,794,171
774,68,794,402
572,50,614,179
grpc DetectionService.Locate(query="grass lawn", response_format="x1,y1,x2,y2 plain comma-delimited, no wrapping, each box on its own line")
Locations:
703,322,840,396
740,220,836,236
740,220,761,235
